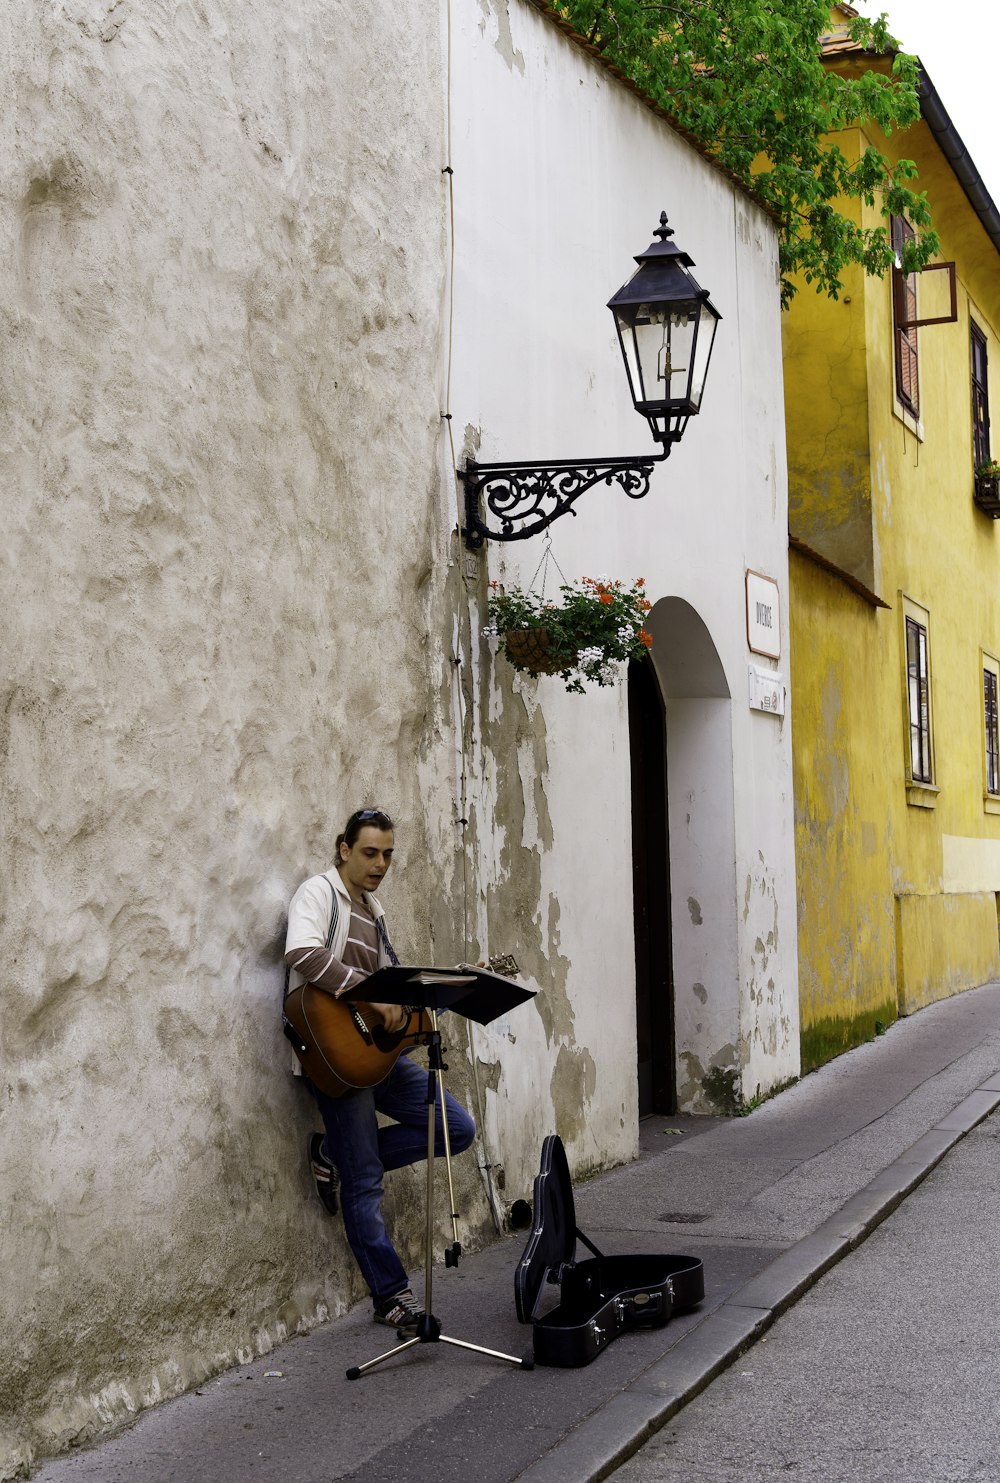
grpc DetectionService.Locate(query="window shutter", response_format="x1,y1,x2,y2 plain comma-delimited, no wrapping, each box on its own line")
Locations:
892,217,919,418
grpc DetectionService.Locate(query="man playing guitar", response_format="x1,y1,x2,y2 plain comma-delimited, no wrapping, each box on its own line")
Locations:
284,808,475,1335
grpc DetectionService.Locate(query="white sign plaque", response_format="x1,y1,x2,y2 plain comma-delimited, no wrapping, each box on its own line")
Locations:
746,570,781,659
748,664,785,716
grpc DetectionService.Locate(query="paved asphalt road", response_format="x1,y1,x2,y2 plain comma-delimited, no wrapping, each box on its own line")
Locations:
612,1112,1000,1483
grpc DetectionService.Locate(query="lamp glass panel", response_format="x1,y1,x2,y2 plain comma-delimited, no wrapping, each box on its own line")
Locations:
687,302,719,410
658,309,697,405
633,313,670,403
628,302,700,408
613,309,646,405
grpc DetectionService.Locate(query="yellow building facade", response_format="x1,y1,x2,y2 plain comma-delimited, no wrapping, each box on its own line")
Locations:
785,35,1000,1069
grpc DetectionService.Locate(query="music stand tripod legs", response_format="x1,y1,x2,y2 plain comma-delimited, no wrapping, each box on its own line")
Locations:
346,1008,532,1379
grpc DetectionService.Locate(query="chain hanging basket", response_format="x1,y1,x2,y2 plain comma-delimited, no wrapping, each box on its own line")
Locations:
504,628,578,675
484,534,653,694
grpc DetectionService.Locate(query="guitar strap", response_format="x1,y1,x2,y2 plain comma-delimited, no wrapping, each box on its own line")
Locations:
375,915,400,968
323,875,339,950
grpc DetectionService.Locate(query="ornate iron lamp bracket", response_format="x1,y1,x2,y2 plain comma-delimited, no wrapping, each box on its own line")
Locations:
460,447,671,549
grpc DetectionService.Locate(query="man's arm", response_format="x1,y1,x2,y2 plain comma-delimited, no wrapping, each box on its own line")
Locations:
284,946,405,1032
284,943,366,995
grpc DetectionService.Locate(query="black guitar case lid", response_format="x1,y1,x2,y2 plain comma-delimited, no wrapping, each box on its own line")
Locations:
515,1134,705,1367
515,1133,579,1323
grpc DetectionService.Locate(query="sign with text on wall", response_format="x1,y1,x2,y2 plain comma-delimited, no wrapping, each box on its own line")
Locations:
748,663,785,716
746,569,781,659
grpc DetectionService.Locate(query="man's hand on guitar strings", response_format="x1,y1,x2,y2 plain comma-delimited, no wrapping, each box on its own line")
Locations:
368,1002,408,1033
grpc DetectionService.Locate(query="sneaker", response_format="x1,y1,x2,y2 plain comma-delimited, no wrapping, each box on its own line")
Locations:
374,1288,425,1336
309,1133,340,1216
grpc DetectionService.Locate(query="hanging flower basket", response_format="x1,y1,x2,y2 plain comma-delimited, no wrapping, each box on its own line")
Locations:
484,576,653,695
503,628,579,675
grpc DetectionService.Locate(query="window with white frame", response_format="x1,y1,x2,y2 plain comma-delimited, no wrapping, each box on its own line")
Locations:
903,599,933,786
984,653,1000,798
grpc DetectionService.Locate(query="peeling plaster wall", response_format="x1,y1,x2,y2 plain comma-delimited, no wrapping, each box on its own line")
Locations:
0,3,462,1474
450,0,800,1148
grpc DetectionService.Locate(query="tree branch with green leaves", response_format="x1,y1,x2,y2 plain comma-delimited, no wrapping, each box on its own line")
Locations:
556,0,939,304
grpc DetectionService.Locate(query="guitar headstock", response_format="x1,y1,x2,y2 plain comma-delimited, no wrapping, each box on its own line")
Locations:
488,952,519,978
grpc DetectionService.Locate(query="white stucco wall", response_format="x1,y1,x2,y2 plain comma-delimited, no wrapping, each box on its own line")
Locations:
450,0,800,1177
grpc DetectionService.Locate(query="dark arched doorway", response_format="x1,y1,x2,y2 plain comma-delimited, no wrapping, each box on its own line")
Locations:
629,595,736,1115
628,655,674,1114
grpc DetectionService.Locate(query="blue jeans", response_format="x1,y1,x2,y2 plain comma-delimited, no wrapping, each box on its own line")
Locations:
309,1054,476,1304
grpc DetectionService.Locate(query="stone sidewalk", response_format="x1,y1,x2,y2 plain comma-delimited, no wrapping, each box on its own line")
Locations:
33,981,1000,1483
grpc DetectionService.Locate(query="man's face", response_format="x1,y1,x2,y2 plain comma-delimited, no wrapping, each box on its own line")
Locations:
339,826,394,901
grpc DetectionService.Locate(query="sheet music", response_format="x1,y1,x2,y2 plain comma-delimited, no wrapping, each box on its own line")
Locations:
408,971,477,987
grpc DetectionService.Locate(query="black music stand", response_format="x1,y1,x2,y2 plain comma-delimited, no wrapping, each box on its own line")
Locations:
340,966,536,1379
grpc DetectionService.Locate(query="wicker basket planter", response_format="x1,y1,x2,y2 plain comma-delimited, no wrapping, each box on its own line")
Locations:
503,628,578,675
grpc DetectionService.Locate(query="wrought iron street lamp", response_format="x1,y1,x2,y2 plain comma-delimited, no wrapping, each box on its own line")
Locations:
461,211,721,549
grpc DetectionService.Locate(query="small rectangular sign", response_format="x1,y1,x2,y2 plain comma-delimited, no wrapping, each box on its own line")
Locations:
746,570,781,659
748,664,785,716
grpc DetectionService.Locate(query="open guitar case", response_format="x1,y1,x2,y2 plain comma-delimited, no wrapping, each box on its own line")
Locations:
514,1134,704,1367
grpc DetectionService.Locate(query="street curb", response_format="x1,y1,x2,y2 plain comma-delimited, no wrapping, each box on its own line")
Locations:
511,1075,1000,1483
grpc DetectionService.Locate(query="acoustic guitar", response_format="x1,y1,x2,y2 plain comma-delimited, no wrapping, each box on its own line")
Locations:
283,954,519,1098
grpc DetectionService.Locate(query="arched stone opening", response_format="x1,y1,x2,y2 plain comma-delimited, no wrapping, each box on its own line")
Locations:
631,597,741,1114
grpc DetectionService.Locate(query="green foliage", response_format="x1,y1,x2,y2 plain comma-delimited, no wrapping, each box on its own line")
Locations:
800,999,897,1071
736,1074,800,1114
485,575,654,693
701,1064,742,1114
555,0,939,303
